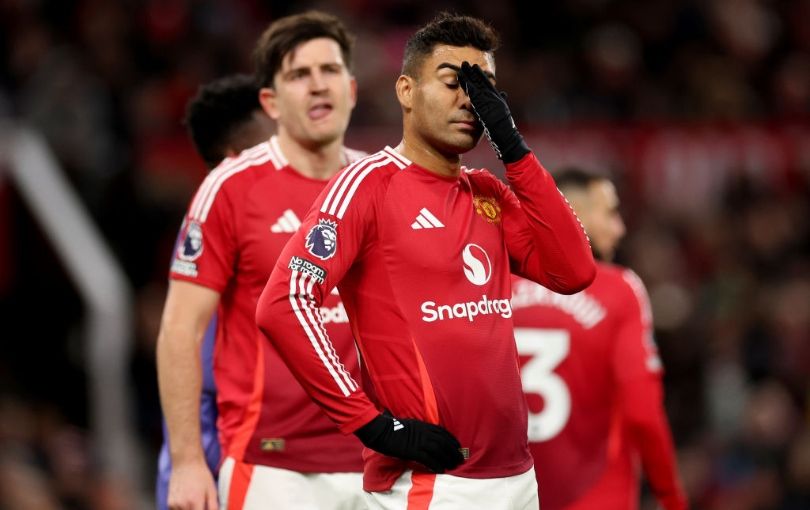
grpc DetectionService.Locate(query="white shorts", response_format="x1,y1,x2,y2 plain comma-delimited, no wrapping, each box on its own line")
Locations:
218,456,365,510
365,467,539,510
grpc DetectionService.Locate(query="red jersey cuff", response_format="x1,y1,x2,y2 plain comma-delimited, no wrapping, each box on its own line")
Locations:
338,405,384,435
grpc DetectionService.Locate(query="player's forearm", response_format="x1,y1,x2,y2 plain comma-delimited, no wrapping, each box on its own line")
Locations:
256,275,379,434
622,382,687,509
157,324,206,463
630,420,687,509
632,417,687,509
505,153,596,293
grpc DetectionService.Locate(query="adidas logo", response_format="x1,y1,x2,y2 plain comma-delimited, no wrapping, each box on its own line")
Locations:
270,209,301,233
392,418,404,431
411,208,444,230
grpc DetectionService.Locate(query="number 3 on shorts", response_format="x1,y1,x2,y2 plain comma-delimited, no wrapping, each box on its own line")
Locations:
514,328,571,442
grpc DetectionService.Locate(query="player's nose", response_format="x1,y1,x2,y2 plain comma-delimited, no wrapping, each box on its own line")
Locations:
459,88,473,111
309,69,328,92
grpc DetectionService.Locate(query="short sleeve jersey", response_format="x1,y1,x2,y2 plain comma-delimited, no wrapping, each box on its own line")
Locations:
256,148,596,491
170,136,366,472
510,263,663,509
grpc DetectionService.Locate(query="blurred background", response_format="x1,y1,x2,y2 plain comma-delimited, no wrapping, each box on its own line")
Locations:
0,0,808,508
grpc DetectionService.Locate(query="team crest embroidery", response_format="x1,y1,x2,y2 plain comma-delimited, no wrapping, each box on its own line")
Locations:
473,196,501,223
305,219,338,260
177,220,204,261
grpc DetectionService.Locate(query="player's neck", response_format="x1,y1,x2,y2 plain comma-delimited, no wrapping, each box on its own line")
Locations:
397,134,462,179
277,132,346,180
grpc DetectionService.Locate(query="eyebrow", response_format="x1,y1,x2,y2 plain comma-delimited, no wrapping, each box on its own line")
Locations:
282,61,343,77
436,62,495,81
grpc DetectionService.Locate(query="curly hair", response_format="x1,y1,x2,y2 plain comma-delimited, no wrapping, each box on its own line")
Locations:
401,12,500,77
184,74,262,168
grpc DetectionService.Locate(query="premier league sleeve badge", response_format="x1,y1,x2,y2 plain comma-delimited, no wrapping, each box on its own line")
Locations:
177,220,204,261
305,219,338,260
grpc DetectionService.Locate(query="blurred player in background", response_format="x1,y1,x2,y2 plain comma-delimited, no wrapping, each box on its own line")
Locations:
185,74,276,169
156,11,366,510
511,168,687,510
256,13,595,510
155,73,274,510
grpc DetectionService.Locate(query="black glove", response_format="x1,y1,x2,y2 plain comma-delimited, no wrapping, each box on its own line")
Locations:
354,413,465,473
458,61,530,164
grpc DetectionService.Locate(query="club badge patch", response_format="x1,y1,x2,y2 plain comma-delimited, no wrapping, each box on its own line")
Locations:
473,196,501,223
177,220,204,261
305,219,338,260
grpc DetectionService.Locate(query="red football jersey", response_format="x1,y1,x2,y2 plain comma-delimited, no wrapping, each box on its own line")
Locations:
256,148,595,491
511,264,686,510
170,136,366,472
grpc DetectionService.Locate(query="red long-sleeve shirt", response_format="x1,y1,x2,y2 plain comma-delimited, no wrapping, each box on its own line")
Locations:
511,265,687,510
170,137,366,472
256,148,595,491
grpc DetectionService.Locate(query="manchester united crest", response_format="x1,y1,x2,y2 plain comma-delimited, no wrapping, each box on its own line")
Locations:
473,196,501,223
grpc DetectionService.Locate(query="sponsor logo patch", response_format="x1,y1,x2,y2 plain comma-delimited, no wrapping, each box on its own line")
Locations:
462,243,492,286
320,302,349,324
288,256,327,284
473,196,501,223
177,220,204,261
421,294,512,322
305,219,338,260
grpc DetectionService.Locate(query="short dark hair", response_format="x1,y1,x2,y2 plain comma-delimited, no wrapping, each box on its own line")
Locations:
553,167,608,193
253,11,355,88
402,12,500,77
184,74,261,168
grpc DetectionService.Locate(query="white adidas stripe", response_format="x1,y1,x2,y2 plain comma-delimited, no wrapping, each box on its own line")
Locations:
288,271,355,397
270,209,302,233
290,271,357,397
196,151,272,221
335,159,391,219
419,208,444,227
193,142,270,215
269,135,289,168
319,147,411,220
412,215,432,229
283,209,301,229
301,274,356,389
383,146,411,168
319,155,379,216
190,142,268,219
271,216,294,233
320,153,387,217
191,143,273,221
411,208,444,229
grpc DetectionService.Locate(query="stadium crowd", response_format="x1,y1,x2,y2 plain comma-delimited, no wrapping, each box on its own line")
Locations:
0,0,808,508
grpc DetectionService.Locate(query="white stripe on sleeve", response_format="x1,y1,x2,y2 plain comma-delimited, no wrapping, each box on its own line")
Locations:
288,271,352,396
302,275,357,391
191,144,274,221
335,159,390,219
324,153,387,216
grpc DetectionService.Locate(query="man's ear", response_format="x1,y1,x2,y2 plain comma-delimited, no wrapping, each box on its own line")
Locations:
259,87,280,120
348,75,358,110
395,75,414,111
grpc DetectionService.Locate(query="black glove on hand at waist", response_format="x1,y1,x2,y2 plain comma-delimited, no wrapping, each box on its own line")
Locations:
354,413,465,473
458,61,530,164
